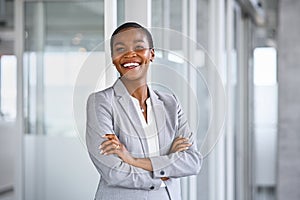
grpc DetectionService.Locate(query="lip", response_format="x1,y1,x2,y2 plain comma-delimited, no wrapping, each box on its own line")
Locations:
121,60,141,69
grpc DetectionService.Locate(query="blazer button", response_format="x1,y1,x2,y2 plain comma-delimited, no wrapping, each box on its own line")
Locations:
150,186,155,190
160,171,165,175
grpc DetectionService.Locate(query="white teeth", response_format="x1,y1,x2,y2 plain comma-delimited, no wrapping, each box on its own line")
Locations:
123,62,140,68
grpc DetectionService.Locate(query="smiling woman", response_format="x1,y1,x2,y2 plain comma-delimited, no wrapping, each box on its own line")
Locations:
85,22,203,200
111,26,154,83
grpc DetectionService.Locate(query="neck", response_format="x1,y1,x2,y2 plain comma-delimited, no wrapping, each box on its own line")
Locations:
120,78,149,103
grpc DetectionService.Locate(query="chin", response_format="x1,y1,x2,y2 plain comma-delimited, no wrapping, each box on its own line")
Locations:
120,73,146,82
121,69,147,81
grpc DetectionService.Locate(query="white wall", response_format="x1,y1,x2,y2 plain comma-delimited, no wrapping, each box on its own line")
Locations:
278,0,300,199
24,135,99,200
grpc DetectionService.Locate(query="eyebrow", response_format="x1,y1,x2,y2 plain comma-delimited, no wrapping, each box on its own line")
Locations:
114,40,145,47
114,42,125,47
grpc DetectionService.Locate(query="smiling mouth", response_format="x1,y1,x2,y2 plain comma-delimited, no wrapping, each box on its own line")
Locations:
122,62,140,69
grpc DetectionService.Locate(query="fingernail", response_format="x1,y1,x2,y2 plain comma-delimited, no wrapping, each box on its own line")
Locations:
100,150,103,154
99,145,102,149
185,147,189,150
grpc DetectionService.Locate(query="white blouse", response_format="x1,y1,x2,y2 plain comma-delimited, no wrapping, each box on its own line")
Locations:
130,96,166,187
130,96,160,157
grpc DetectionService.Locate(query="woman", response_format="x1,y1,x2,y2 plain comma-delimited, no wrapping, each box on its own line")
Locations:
86,22,202,200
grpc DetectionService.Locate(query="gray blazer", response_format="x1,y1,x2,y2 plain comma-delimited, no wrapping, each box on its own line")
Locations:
86,79,202,200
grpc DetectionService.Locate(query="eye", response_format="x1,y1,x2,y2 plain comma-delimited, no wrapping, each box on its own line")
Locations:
135,45,145,51
115,47,125,53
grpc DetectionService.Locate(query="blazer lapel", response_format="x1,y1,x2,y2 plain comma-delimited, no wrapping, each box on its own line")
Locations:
149,89,168,155
113,79,149,156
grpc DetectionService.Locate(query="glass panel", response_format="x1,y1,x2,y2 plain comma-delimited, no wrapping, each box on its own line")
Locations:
169,0,182,50
152,1,211,199
197,0,209,50
23,1,107,200
0,55,17,120
196,1,210,199
151,0,188,115
253,47,277,199
24,1,104,135
254,48,277,86
152,0,182,50
0,0,14,28
117,0,125,25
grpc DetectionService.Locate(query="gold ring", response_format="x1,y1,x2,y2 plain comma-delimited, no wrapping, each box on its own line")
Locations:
115,144,120,150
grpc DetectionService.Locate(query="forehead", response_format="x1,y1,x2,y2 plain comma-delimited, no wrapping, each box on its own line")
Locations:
112,28,149,46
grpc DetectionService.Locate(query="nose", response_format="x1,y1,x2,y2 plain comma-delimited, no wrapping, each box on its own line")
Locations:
124,50,137,58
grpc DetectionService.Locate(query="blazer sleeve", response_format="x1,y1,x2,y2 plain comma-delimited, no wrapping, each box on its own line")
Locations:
149,95,203,179
86,92,162,190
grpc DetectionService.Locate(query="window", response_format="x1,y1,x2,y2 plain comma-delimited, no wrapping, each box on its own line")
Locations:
254,47,277,86
253,47,278,199
24,1,105,135
0,55,17,121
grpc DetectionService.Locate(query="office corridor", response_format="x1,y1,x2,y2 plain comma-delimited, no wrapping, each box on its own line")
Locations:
1,0,300,200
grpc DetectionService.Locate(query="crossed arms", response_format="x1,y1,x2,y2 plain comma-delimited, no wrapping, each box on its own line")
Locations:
86,92,202,190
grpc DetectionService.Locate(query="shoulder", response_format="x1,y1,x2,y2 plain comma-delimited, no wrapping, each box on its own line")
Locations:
87,86,115,106
94,87,114,98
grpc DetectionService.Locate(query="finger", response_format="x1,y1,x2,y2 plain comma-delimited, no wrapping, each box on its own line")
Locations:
176,137,189,142
99,140,114,149
102,147,118,155
99,139,120,149
106,139,120,146
103,134,120,142
172,138,189,148
101,143,121,154
100,141,122,153
175,143,192,149
114,143,121,150
172,142,192,152
174,142,193,149
172,137,188,146
103,133,115,139
100,143,116,154
174,146,190,152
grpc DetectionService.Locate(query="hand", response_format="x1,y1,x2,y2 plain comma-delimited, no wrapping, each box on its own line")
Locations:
169,135,192,154
99,134,135,165
99,134,154,172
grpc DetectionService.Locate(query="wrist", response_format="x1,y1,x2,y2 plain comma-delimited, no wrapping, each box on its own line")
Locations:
128,156,138,166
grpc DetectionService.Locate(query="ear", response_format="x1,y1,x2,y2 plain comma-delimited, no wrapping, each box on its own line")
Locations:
150,48,155,62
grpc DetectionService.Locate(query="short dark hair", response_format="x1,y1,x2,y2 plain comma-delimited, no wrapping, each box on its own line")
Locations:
110,22,154,54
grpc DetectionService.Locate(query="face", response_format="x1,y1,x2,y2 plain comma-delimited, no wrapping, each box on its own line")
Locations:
111,28,155,82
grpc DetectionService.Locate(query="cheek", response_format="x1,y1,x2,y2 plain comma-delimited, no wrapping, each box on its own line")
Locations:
112,56,120,66
141,52,152,62
111,59,122,73
112,52,122,61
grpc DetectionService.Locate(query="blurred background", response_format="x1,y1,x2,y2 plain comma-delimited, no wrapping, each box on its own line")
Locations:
0,0,299,199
